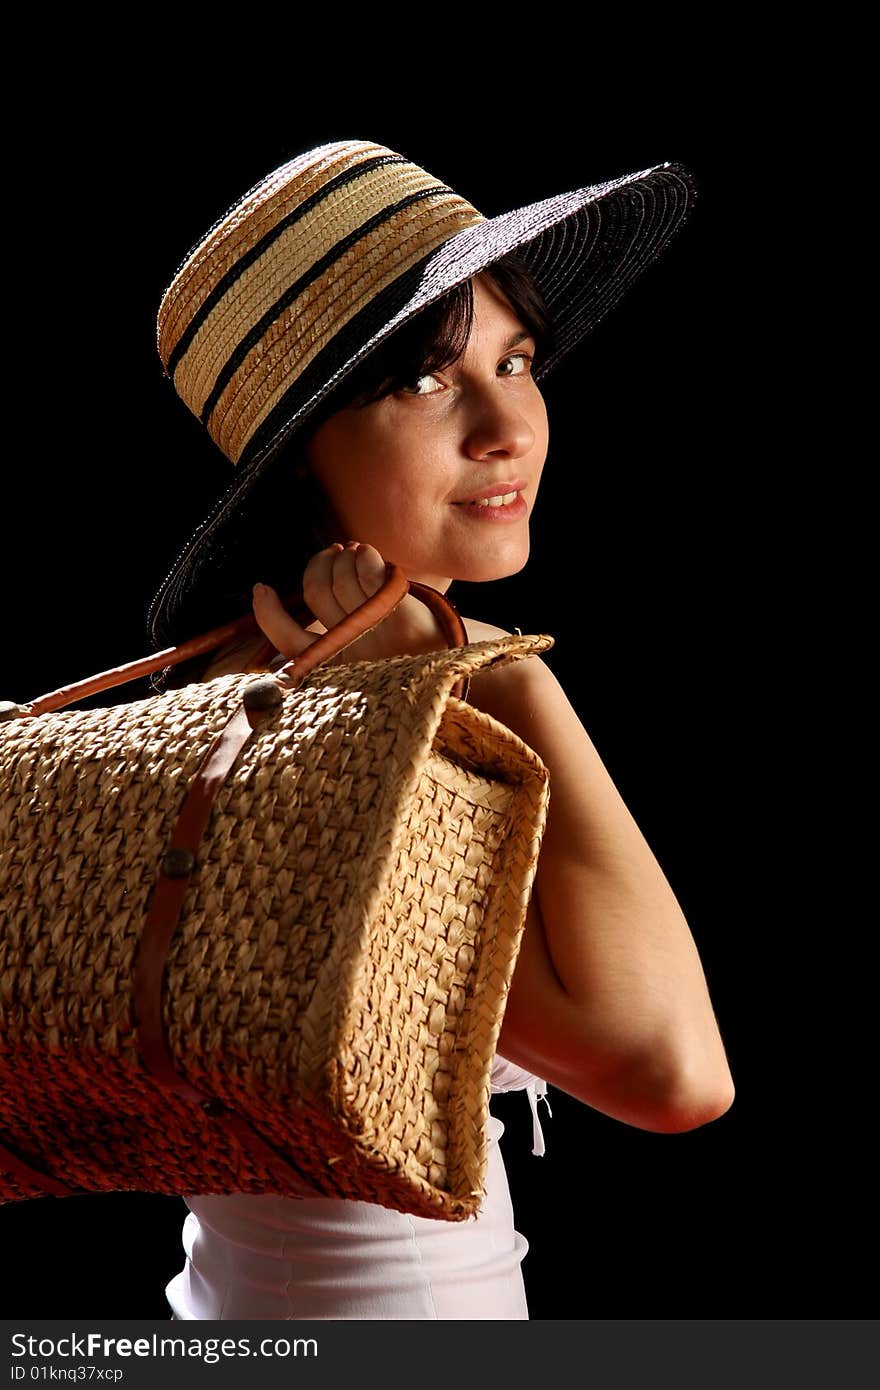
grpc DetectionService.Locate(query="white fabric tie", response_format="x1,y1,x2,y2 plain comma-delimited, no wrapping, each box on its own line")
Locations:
525,1079,553,1156
488,1054,553,1155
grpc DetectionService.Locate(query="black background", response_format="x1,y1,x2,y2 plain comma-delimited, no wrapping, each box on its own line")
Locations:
0,52,851,1320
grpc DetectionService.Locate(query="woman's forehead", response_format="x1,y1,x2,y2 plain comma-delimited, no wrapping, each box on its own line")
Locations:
470,273,529,334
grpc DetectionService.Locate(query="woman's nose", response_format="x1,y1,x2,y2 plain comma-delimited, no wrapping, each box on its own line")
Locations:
463,393,537,461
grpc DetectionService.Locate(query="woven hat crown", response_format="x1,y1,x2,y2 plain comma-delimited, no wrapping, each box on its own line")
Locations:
158,139,487,470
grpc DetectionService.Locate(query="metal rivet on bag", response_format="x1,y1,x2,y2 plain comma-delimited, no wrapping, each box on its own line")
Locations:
161,847,196,878
0,700,31,721
242,675,284,712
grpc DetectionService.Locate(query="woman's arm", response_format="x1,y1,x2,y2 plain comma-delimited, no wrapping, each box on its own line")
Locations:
464,623,735,1134
247,562,734,1133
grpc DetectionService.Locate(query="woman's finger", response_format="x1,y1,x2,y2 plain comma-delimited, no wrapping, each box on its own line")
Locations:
306,542,383,630
301,544,350,630
327,542,383,617
352,542,388,598
251,582,317,658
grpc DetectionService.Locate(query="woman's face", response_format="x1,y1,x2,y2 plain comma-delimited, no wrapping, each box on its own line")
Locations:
303,273,549,592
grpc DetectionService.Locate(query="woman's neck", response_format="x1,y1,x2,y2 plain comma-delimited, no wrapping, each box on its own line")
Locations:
200,632,278,681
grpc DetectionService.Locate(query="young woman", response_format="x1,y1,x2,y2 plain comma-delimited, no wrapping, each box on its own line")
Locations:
149,137,734,1320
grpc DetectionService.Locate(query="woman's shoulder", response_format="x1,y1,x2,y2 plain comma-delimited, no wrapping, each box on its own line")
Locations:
461,616,514,643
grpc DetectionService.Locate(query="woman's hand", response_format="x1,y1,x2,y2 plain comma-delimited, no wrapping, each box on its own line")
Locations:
251,541,447,665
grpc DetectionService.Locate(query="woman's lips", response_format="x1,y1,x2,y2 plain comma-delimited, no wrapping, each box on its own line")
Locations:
452,479,527,505
452,492,528,522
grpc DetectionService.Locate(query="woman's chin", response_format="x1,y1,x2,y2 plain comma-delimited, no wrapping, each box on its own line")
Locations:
395,535,530,589
454,544,530,585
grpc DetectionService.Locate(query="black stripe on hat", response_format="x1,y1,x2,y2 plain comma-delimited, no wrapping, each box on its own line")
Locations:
235,247,450,474
166,154,412,382
199,185,457,431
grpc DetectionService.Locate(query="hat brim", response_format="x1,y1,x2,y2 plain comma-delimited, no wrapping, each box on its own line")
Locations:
147,160,698,651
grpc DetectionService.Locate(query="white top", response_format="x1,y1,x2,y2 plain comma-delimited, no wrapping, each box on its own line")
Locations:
166,1055,551,1321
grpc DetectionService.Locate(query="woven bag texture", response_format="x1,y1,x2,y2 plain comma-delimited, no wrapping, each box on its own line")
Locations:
0,633,552,1220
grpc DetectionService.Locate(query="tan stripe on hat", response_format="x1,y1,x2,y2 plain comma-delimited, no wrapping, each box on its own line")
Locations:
157,140,385,369
175,157,459,420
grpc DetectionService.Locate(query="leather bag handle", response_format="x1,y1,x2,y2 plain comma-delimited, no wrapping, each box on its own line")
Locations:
1,565,471,719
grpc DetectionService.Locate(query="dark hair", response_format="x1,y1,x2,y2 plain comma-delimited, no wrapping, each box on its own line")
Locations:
156,251,554,690
328,252,554,409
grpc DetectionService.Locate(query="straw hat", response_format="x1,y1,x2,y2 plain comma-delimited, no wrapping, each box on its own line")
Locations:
147,137,698,650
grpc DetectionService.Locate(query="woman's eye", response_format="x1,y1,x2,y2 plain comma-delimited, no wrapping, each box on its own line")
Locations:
399,373,443,397
499,352,534,378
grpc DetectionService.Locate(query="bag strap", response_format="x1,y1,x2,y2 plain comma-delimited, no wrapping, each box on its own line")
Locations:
0,566,471,720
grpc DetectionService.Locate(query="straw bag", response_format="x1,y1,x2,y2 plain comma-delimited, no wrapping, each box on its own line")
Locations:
0,564,553,1221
